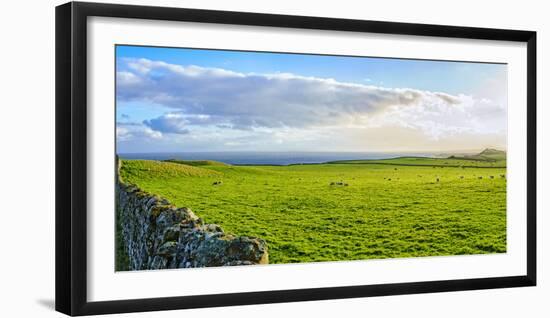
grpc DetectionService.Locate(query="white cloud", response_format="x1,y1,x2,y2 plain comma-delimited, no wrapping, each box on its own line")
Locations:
116,58,507,152
116,122,162,141
117,71,141,85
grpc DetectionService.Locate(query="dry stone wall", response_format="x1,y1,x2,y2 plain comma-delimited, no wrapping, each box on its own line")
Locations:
116,158,268,270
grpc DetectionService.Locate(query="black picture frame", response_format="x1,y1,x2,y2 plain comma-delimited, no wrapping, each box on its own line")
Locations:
55,1,537,316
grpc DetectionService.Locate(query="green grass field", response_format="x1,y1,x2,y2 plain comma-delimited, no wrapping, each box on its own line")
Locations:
119,151,507,264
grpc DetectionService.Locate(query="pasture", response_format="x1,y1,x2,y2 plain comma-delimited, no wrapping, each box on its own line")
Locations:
119,156,507,264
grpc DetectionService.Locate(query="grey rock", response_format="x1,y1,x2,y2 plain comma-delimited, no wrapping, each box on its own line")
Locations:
116,157,269,271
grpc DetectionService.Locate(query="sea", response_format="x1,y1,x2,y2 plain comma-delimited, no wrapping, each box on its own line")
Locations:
118,151,442,166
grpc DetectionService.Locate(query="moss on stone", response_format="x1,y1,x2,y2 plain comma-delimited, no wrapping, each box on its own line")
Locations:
116,159,269,270
150,205,172,219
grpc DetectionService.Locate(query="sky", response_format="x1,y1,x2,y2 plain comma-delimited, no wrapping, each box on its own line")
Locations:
116,45,507,153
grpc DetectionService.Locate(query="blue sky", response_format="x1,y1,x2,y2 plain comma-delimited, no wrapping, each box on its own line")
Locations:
116,45,507,153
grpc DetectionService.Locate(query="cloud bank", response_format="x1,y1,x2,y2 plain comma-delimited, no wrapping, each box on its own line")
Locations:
116,58,507,152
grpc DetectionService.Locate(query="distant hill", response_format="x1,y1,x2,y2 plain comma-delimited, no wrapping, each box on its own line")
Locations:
449,148,506,162
479,148,506,158
119,160,221,181
479,148,504,155
327,148,506,168
164,159,230,167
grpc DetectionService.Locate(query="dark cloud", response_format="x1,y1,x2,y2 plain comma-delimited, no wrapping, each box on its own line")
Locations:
142,113,190,135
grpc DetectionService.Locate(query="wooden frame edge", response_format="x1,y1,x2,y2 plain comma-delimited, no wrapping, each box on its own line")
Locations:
55,1,537,316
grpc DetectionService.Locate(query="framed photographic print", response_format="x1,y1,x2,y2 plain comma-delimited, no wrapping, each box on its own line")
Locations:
55,1,536,316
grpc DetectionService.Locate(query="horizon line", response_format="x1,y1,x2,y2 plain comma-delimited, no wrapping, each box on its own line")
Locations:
117,148,506,155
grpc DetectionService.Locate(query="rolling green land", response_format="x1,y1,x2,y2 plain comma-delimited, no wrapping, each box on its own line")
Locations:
119,149,507,264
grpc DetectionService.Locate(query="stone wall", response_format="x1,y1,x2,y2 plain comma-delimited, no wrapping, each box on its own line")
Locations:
116,158,268,271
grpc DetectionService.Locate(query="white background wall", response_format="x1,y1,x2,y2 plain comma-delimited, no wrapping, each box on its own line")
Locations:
0,0,547,316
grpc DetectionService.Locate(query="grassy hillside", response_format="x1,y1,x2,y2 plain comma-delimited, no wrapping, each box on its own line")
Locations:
327,156,505,168
119,156,507,264
119,159,221,182
452,148,507,161
329,149,506,168
164,159,229,167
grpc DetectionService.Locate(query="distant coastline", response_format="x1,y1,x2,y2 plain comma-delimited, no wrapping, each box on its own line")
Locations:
117,151,452,166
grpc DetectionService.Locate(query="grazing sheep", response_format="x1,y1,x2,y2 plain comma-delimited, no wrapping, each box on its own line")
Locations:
388,178,392,181
459,176,464,179
478,176,483,180
394,168,398,170
490,176,494,179
500,174,506,178
330,181,348,186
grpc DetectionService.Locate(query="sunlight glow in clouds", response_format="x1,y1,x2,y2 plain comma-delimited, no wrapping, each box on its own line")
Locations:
116,54,507,153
